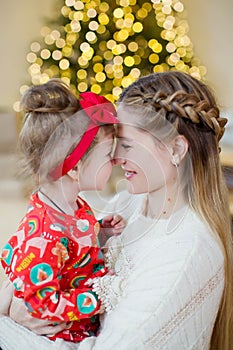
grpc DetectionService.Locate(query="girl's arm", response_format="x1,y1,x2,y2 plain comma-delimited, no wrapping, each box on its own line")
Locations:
1,234,105,322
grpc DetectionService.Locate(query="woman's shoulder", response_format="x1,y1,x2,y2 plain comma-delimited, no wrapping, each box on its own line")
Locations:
156,207,224,270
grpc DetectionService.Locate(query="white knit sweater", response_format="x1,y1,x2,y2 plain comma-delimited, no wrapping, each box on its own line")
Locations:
0,192,224,350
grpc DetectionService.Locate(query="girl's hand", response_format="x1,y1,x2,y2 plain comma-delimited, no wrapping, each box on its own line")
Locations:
101,214,126,235
9,295,68,336
98,214,126,247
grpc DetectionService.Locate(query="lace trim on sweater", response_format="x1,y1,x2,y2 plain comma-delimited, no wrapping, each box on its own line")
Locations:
92,274,127,312
104,237,122,271
144,266,224,348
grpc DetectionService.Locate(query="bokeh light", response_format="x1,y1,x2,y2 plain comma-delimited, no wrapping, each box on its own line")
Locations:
16,0,206,110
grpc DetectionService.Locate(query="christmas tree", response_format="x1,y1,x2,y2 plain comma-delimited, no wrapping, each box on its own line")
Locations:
17,0,206,107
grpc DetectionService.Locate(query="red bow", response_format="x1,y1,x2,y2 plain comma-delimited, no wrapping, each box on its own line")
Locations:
49,92,118,181
79,92,118,125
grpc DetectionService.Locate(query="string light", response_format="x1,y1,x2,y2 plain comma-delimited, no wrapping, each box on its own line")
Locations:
15,0,206,112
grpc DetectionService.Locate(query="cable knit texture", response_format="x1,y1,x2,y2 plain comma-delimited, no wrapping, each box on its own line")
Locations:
0,191,224,350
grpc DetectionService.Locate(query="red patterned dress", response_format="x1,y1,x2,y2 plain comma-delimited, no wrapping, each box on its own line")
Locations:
1,191,107,343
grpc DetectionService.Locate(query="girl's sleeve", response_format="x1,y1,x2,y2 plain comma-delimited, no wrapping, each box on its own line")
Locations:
4,233,103,322
77,233,224,350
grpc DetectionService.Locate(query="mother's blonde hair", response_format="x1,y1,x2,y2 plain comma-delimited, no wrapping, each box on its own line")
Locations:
119,71,233,350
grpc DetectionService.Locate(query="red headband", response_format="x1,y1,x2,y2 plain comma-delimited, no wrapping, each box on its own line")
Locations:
49,92,118,181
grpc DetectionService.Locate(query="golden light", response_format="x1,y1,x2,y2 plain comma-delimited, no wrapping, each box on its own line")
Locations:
73,11,83,21
52,50,63,60
95,72,106,82
162,5,172,15
112,86,122,98
45,35,55,45
98,13,109,25
30,42,41,52
116,29,129,42
113,56,123,65
130,68,141,78
149,53,159,64
173,2,184,12
114,8,124,18
87,9,97,18
21,0,206,105
80,42,91,52
99,2,110,12
27,53,37,63
93,63,104,72
107,40,116,50
77,69,87,79
166,42,176,53
70,20,81,32
104,51,113,60
96,24,106,34
41,49,51,60
40,26,50,37
124,56,135,67
137,8,148,19
89,21,99,31
65,0,75,6
59,58,70,70
74,1,84,10
78,82,88,92
119,0,130,6
91,84,102,94
133,22,143,33
128,42,138,52
86,31,97,43
56,38,66,48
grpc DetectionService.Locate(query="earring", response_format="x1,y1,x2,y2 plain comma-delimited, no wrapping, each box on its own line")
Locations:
171,156,179,168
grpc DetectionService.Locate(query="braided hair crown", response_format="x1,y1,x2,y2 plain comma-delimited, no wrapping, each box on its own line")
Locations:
120,71,227,142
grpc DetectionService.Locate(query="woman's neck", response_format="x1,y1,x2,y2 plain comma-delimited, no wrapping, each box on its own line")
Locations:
143,185,188,220
39,180,80,216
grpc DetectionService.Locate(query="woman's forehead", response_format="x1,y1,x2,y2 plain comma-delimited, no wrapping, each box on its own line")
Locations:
117,124,148,140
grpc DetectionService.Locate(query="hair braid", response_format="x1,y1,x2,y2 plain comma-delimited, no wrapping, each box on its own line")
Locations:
142,89,227,142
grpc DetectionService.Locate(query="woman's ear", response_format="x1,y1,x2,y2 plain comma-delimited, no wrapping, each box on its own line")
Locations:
67,165,79,182
171,135,189,166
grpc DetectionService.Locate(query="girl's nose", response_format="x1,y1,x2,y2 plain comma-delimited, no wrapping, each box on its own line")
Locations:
113,140,126,165
112,158,124,166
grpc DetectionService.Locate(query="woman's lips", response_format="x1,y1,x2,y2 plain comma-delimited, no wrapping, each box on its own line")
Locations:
124,170,137,180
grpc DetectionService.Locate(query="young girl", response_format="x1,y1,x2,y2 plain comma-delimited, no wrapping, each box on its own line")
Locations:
0,79,124,344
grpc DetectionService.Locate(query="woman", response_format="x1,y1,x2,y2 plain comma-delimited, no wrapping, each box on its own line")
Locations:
0,71,232,349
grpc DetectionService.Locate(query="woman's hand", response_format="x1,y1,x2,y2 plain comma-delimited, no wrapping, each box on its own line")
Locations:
9,295,68,336
0,280,13,316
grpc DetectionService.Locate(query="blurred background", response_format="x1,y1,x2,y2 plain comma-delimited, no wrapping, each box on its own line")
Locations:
0,0,233,285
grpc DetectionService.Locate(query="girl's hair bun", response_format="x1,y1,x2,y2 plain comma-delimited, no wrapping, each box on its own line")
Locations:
21,79,79,114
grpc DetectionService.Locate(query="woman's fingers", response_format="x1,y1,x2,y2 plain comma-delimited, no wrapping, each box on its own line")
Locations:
0,280,14,315
9,296,67,335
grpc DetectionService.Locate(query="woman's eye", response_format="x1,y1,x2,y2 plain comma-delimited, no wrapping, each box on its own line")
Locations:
121,143,132,149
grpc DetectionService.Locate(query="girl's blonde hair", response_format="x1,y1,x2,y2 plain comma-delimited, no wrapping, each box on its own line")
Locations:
19,79,113,184
119,71,233,350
